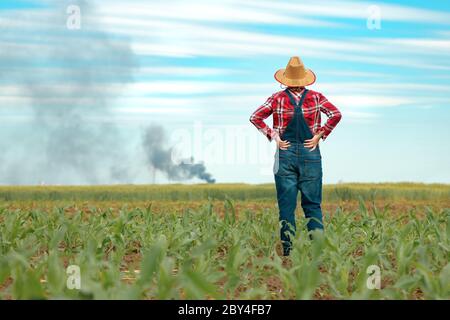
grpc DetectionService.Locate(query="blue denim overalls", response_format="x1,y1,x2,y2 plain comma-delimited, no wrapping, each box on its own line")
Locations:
274,88,323,256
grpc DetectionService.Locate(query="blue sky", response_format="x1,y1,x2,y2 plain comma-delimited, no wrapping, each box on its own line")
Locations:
0,0,449,184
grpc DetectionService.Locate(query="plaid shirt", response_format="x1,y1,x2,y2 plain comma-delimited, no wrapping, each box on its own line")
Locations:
249,88,342,142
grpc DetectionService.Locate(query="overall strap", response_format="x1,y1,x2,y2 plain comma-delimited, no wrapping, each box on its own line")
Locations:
285,88,309,108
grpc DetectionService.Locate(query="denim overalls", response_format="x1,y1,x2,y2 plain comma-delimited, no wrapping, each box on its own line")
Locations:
274,88,324,256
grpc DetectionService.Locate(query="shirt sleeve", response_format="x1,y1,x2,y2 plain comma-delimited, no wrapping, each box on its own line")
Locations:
317,92,342,141
249,94,279,142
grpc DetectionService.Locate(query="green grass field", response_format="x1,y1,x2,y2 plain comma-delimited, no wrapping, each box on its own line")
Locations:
0,183,449,299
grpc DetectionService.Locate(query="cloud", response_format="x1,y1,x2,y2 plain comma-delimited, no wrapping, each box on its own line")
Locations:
243,0,450,25
93,15,450,70
3,2,450,73
94,0,344,28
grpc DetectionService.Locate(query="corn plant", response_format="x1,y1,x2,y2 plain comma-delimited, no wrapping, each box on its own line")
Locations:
0,184,449,300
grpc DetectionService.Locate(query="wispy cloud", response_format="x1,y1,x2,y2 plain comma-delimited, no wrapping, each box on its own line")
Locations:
99,1,343,28
2,2,450,73
243,0,450,24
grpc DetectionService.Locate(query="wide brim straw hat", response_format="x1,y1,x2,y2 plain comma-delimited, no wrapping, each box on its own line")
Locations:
274,56,316,87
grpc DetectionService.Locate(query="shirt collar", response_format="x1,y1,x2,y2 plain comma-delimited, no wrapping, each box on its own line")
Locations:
287,87,305,98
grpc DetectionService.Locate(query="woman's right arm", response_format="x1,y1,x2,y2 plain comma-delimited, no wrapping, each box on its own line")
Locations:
249,94,279,142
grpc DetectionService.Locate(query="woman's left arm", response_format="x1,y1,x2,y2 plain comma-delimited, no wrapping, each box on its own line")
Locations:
317,92,342,141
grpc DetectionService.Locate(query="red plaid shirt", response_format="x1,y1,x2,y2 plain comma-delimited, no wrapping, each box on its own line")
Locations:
249,88,342,142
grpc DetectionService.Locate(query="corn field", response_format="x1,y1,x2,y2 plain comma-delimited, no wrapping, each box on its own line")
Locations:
0,183,449,299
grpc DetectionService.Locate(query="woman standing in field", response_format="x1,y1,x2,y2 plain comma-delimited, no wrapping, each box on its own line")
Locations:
249,56,342,256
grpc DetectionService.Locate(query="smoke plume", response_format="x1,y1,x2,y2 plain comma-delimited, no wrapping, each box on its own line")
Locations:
142,125,215,184
0,1,137,184
0,2,216,185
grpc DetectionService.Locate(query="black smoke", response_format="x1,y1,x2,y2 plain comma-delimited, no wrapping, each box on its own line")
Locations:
142,125,215,184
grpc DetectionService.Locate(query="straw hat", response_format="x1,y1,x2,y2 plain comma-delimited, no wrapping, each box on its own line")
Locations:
274,56,316,87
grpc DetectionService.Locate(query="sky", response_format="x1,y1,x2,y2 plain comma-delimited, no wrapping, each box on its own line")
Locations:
0,0,449,185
